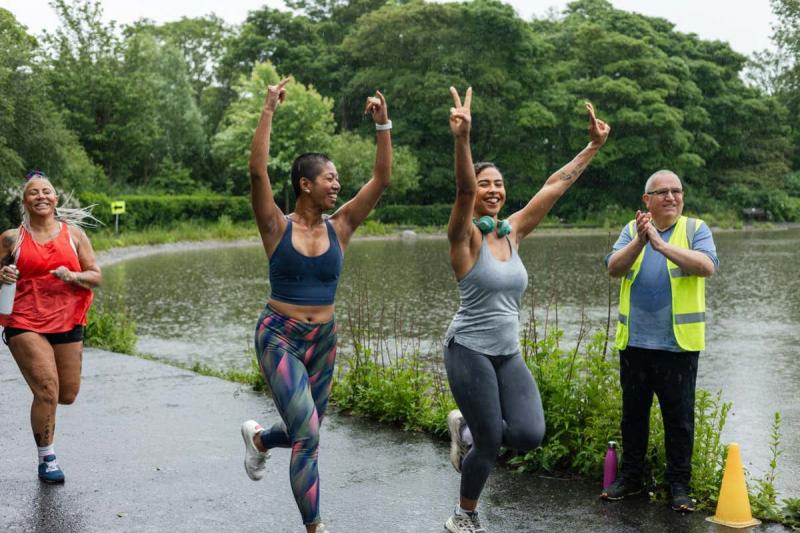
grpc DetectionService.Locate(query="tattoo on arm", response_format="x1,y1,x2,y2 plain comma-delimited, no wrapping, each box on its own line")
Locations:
3,234,16,249
559,162,583,181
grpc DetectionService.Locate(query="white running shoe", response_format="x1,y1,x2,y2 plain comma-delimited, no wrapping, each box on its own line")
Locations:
314,523,328,532
447,409,469,473
241,420,270,480
445,509,486,533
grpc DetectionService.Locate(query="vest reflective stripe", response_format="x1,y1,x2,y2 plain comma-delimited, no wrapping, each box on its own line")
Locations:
615,216,706,351
675,312,705,324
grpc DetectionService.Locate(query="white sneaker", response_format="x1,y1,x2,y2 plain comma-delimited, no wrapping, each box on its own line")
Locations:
314,523,328,532
241,420,270,480
447,410,469,473
445,509,486,533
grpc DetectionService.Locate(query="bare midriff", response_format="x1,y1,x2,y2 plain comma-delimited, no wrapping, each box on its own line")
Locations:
268,298,335,324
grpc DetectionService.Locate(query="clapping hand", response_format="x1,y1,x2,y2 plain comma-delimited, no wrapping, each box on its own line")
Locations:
635,210,651,243
449,86,472,138
586,102,610,147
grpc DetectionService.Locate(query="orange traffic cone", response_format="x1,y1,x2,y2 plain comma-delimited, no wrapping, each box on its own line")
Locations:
706,443,761,528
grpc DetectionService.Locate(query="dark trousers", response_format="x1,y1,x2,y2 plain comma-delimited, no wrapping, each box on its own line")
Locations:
444,340,546,501
619,346,699,485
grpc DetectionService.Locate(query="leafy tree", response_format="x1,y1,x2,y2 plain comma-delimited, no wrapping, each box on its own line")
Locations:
220,8,335,96
44,0,206,188
339,0,551,205
0,7,97,214
529,0,791,218
122,32,207,186
327,131,420,204
44,0,155,183
126,15,233,141
211,62,335,195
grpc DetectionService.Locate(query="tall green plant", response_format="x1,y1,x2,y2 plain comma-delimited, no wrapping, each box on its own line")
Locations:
85,303,137,354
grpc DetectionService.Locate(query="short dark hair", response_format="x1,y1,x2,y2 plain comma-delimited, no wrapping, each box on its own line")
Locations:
291,153,332,197
473,162,498,178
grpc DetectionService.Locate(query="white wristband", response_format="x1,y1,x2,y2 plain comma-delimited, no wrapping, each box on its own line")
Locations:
375,120,392,131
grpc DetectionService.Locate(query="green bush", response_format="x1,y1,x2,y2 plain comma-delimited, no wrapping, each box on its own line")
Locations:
78,192,252,230
332,348,455,435
85,304,138,354
724,185,800,222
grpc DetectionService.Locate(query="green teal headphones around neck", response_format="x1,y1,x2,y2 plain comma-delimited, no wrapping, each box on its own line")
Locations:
473,216,512,237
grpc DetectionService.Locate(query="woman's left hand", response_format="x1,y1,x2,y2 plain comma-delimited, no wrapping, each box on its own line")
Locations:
365,90,389,125
51,266,77,283
587,102,610,147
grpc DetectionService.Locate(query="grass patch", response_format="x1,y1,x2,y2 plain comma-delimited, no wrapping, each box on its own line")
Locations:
85,302,138,354
89,215,258,252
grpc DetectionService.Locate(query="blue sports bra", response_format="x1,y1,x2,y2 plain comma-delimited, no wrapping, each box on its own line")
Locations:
268,217,343,306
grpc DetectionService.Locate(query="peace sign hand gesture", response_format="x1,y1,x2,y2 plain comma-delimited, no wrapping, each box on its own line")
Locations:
263,77,290,113
364,90,389,125
586,102,610,147
449,86,472,139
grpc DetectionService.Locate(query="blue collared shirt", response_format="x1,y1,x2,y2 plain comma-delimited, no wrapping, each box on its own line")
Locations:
607,220,719,352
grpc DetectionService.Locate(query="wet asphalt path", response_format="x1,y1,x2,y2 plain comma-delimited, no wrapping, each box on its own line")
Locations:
0,347,785,532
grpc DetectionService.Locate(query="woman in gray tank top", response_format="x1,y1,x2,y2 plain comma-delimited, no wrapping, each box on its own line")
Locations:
442,87,610,533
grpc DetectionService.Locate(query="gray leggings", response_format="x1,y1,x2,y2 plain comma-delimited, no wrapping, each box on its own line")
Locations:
444,340,546,500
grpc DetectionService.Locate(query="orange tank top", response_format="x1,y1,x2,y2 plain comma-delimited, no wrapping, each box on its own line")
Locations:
1,223,93,333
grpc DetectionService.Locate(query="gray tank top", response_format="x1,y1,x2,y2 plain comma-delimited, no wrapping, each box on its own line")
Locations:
444,235,528,355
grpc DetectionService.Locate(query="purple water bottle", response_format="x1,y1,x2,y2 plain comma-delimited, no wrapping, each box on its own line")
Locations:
603,441,618,489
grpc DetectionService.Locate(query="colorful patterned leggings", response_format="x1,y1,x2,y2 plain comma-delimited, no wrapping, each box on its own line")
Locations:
254,304,337,526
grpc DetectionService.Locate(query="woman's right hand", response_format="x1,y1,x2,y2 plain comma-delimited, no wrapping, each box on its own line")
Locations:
263,77,290,113
449,86,472,138
0,265,18,285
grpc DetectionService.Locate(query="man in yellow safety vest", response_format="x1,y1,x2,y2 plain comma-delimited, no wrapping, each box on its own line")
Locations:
601,170,718,513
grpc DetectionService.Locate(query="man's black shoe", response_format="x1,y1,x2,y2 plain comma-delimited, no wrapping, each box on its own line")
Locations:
600,478,643,501
670,483,696,512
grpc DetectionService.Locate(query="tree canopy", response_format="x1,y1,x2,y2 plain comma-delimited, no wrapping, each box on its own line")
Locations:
0,0,797,223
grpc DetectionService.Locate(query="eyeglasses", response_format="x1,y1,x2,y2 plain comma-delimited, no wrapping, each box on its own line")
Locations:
646,188,683,198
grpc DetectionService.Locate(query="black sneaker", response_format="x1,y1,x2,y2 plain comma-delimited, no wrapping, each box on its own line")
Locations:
600,478,643,501
670,483,695,512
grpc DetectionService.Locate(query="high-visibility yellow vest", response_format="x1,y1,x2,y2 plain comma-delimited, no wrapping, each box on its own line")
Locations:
615,215,706,352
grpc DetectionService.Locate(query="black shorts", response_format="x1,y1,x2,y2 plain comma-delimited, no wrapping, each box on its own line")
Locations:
2,325,85,346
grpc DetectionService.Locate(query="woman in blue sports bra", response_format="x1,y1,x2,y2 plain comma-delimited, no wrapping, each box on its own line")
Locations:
441,87,610,533
239,77,392,533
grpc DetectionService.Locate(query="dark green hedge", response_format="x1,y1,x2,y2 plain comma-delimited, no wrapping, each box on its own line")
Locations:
372,204,452,226
72,195,456,230
78,193,252,230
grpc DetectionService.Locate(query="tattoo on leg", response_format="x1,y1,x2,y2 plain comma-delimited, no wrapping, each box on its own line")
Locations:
35,415,54,447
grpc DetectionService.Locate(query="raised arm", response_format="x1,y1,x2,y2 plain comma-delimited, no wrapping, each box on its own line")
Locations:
250,78,290,245
508,103,610,243
331,91,392,245
447,86,476,246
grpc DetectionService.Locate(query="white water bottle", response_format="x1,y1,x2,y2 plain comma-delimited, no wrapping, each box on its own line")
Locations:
0,265,17,315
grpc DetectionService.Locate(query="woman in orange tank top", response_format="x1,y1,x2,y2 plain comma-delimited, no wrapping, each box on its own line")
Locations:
0,171,101,484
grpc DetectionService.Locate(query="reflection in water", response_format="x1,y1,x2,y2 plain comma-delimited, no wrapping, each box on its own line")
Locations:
98,228,800,494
